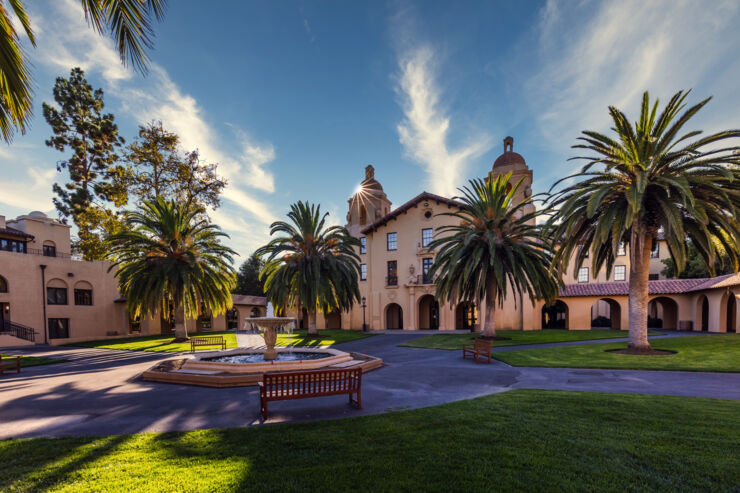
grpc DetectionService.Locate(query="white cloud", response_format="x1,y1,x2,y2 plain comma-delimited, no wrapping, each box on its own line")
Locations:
395,46,492,197
527,0,740,150
0,166,56,212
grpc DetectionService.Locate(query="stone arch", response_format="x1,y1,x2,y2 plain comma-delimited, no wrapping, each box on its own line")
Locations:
385,303,403,330
542,299,568,329
720,291,737,333
251,306,261,318
46,278,68,289
648,296,679,330
298,307,308,329
359,205,367,225
418,294,439,330
455,302,476,330
74,280,93,290
590,298,621,330
0,274,7,293
696,295,709,331
326,310,341,329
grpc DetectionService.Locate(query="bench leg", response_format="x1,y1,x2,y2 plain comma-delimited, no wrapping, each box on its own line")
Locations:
16,356,20,373
349,390,362,409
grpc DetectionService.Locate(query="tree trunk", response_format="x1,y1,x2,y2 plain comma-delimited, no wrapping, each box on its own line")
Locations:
628,228,653,350
174,303,189,340
482,282,497,338
307,310,318,336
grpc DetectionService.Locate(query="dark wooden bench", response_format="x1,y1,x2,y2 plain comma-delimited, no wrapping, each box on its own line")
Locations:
259,368,362,419
462,338,493,363
0,355,21,375
190,336,226,352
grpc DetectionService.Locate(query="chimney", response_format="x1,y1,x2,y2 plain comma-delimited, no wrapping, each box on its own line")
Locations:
0,215,5,229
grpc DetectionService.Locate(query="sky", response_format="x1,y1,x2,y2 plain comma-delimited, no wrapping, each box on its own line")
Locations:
1,0,739,261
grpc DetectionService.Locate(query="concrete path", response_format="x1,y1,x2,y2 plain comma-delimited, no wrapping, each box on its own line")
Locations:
0,332,738,439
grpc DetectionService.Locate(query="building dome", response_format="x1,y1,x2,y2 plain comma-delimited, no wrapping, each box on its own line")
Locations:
492,136,526,168
28,211,48,218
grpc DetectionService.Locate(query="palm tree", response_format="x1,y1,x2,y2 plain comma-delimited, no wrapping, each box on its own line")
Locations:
256,201,361,336
549,90,740,351
428,173,559,338
107,198,236,340
0,0,166,142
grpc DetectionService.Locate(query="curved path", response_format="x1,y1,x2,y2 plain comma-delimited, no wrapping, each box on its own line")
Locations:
1,332,738,439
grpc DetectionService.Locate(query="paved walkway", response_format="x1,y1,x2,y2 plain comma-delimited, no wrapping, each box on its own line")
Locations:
0,332,738,439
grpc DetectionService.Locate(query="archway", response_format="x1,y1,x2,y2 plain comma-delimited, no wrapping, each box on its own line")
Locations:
326,310,341,329
456,302,477,331
696,295,709,331
418,295,439,330
385,303,403,330
648,297,679,330
298,308,308,329
542,300,568,329
724,293,737,333
226,308,239,330
590,298,621,330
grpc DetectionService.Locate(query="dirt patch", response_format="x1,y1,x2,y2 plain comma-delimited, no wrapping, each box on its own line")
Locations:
150,359,188,372
605,348,677,356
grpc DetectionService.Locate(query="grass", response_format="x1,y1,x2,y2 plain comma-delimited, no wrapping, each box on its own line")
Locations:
1,355,67,368
399,329,654,350
493,334,740,372
65,329,373,353
0,390,738,492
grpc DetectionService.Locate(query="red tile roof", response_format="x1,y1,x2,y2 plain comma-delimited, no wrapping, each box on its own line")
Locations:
559,273,740,297
360,192,461,235
0,226,34,239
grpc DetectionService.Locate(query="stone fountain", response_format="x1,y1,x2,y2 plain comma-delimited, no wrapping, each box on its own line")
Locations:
243,316,296,360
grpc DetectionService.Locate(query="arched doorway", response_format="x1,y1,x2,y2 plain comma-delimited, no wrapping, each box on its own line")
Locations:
590,298,621,330
226,308,239,330
298,308,308,329
648,297,679,330
542,300,568,329
456,302,477,331
326,310,341,329
385,303,403,330
696,295,709,331
725,293,737,333
418,295,439,330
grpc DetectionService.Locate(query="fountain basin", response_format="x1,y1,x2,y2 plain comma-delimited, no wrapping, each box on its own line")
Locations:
183,347,351,374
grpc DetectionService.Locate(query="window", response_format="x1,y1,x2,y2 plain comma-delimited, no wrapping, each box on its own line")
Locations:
0,238,26,253
361,263,367,281
360,205,367,225
387,261,397,286
0,276,6,293
74,289,93,305
421,228,433,247
48,318,69,339
617,242,626,256
651,241,660,258
46,287,68,305
422,258,433,284
649,274,660,280
577,267,589,283
360,237,366,254
43,244,56,257
614,265,626,281
387,232,397,251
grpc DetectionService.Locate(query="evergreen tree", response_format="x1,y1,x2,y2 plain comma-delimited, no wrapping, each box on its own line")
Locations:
235,254,265,296
43,67,127,260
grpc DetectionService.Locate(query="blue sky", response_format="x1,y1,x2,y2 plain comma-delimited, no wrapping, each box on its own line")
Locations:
2,0,740,259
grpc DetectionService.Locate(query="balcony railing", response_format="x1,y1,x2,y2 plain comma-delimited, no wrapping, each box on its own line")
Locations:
0,246,73,259
386,276,398,287
417,273,435,285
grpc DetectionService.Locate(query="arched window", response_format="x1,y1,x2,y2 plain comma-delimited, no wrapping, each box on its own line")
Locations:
0,275,7,293
43,240,57,257
251,307,261,317
74,281,93,306
360,205,367,225
46,278,68,305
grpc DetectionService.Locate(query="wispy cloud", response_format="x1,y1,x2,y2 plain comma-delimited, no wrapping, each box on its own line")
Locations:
0,165,56,212
395,46,492,197
527,0,740,150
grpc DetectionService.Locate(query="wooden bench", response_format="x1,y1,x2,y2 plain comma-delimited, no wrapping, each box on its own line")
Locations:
0,355,21,375
190,336,226,352
259,368,362,420
462,338,493,363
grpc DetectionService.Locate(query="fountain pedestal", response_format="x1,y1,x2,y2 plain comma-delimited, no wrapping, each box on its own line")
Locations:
244,317,296,361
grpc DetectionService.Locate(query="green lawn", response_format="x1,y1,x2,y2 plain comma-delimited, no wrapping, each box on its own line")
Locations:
400,329,651,350
1,355,67,368
0,390,738,492
493,334,740,372
66,329,373,353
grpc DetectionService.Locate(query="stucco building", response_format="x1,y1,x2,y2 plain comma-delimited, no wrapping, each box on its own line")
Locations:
0,212,265,347
305,137,740,334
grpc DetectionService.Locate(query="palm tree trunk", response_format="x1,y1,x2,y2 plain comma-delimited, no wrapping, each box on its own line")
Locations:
628,229,653,351
482,283,497,338
307,310,318,336
174,303,189,340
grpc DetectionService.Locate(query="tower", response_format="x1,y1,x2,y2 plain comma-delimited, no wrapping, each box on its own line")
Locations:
346,165,392,237
488,136,535,223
